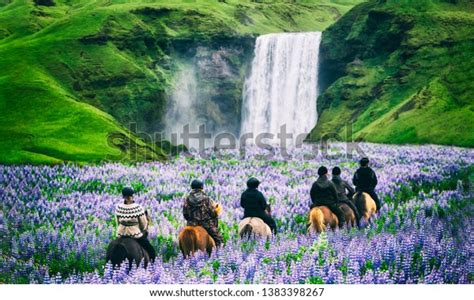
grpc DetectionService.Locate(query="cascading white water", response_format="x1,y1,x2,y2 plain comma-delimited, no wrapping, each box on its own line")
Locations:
240,32,321,146
164,64,204,149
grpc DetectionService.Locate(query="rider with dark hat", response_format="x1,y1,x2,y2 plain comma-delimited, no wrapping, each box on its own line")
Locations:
183,179,223,247
240,177,277,234
310,166,346,228
115,187,156,262
352,157,381,211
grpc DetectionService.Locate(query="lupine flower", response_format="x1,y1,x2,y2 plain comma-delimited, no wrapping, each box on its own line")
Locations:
0,143,472,283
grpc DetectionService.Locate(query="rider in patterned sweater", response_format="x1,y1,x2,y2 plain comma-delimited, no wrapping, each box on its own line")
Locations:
115,187,156,262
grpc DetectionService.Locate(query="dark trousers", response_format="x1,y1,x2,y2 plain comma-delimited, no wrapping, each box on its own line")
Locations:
202,222,224,247
357,189,381,211
368,191,381,211
136,235,157,262
338,199,361,227
259,214,278,234
244,213,277,234
311,202,346,228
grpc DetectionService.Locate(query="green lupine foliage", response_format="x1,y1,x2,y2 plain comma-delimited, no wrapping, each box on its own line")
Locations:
154,235,179,262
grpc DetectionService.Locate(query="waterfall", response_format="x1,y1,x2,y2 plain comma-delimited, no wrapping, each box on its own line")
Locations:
240,32,322,146
164,64,204,149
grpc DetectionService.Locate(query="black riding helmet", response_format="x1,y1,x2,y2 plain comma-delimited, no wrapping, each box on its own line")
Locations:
247,177,260,189
317,166,328,176
191,179,204,189
122,187,135,197
360,157,370,166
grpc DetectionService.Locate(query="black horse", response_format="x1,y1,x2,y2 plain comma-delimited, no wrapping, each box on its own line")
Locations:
106,237,150,268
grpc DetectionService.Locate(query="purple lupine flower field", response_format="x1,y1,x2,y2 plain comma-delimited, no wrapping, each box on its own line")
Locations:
1,143,473,284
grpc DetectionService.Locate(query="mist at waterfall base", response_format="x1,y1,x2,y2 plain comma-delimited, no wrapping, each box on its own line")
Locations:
163,64,204,149
163,32,322,151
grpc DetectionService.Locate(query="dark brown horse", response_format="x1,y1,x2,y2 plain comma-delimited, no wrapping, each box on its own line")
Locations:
106,237,150,268
178,226,216,258
339,203,356,228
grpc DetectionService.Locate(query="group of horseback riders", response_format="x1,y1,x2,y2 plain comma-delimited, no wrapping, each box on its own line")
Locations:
112,157,380,261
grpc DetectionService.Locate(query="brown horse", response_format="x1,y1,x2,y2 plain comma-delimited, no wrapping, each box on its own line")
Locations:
352,192,376,224
308,203,357,233
308,206,338,233
178,203,221,258
178,226,216,258
339,203,356,228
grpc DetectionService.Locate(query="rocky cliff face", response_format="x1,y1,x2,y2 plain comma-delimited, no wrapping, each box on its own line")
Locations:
181,39,254,137
39,8,255,143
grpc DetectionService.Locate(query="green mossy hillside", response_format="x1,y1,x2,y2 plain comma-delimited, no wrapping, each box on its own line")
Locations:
0,0,364,164
310,0,474,147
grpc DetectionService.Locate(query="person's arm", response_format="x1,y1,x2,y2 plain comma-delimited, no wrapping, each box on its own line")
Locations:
352,171,359,187
240,192,247,209
145,209,151,224
345,181,355,195
261,193,269,211
183,199,190,221
310,183,316,203
330,183,339,202
138,210,148,232
138,207,148,232
371,169,378,188
207,198,218,218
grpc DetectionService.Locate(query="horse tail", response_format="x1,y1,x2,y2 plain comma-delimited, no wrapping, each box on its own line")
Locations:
206,235,216,256
240,223,253,239
309,208,325,233
107,242,128,267
355,192,366,220
179,227,197,258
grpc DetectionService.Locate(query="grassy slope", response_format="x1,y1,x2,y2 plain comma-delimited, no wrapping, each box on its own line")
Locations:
310,0,474,147
0,0,364,164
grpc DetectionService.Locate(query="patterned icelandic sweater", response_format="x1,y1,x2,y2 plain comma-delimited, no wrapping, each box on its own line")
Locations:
115,203,148,238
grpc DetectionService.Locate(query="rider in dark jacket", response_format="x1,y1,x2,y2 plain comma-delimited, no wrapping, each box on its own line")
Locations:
183,180,223,247
331,167,361,227
310,167,346,228
352,157,381,211
240,177,277,234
